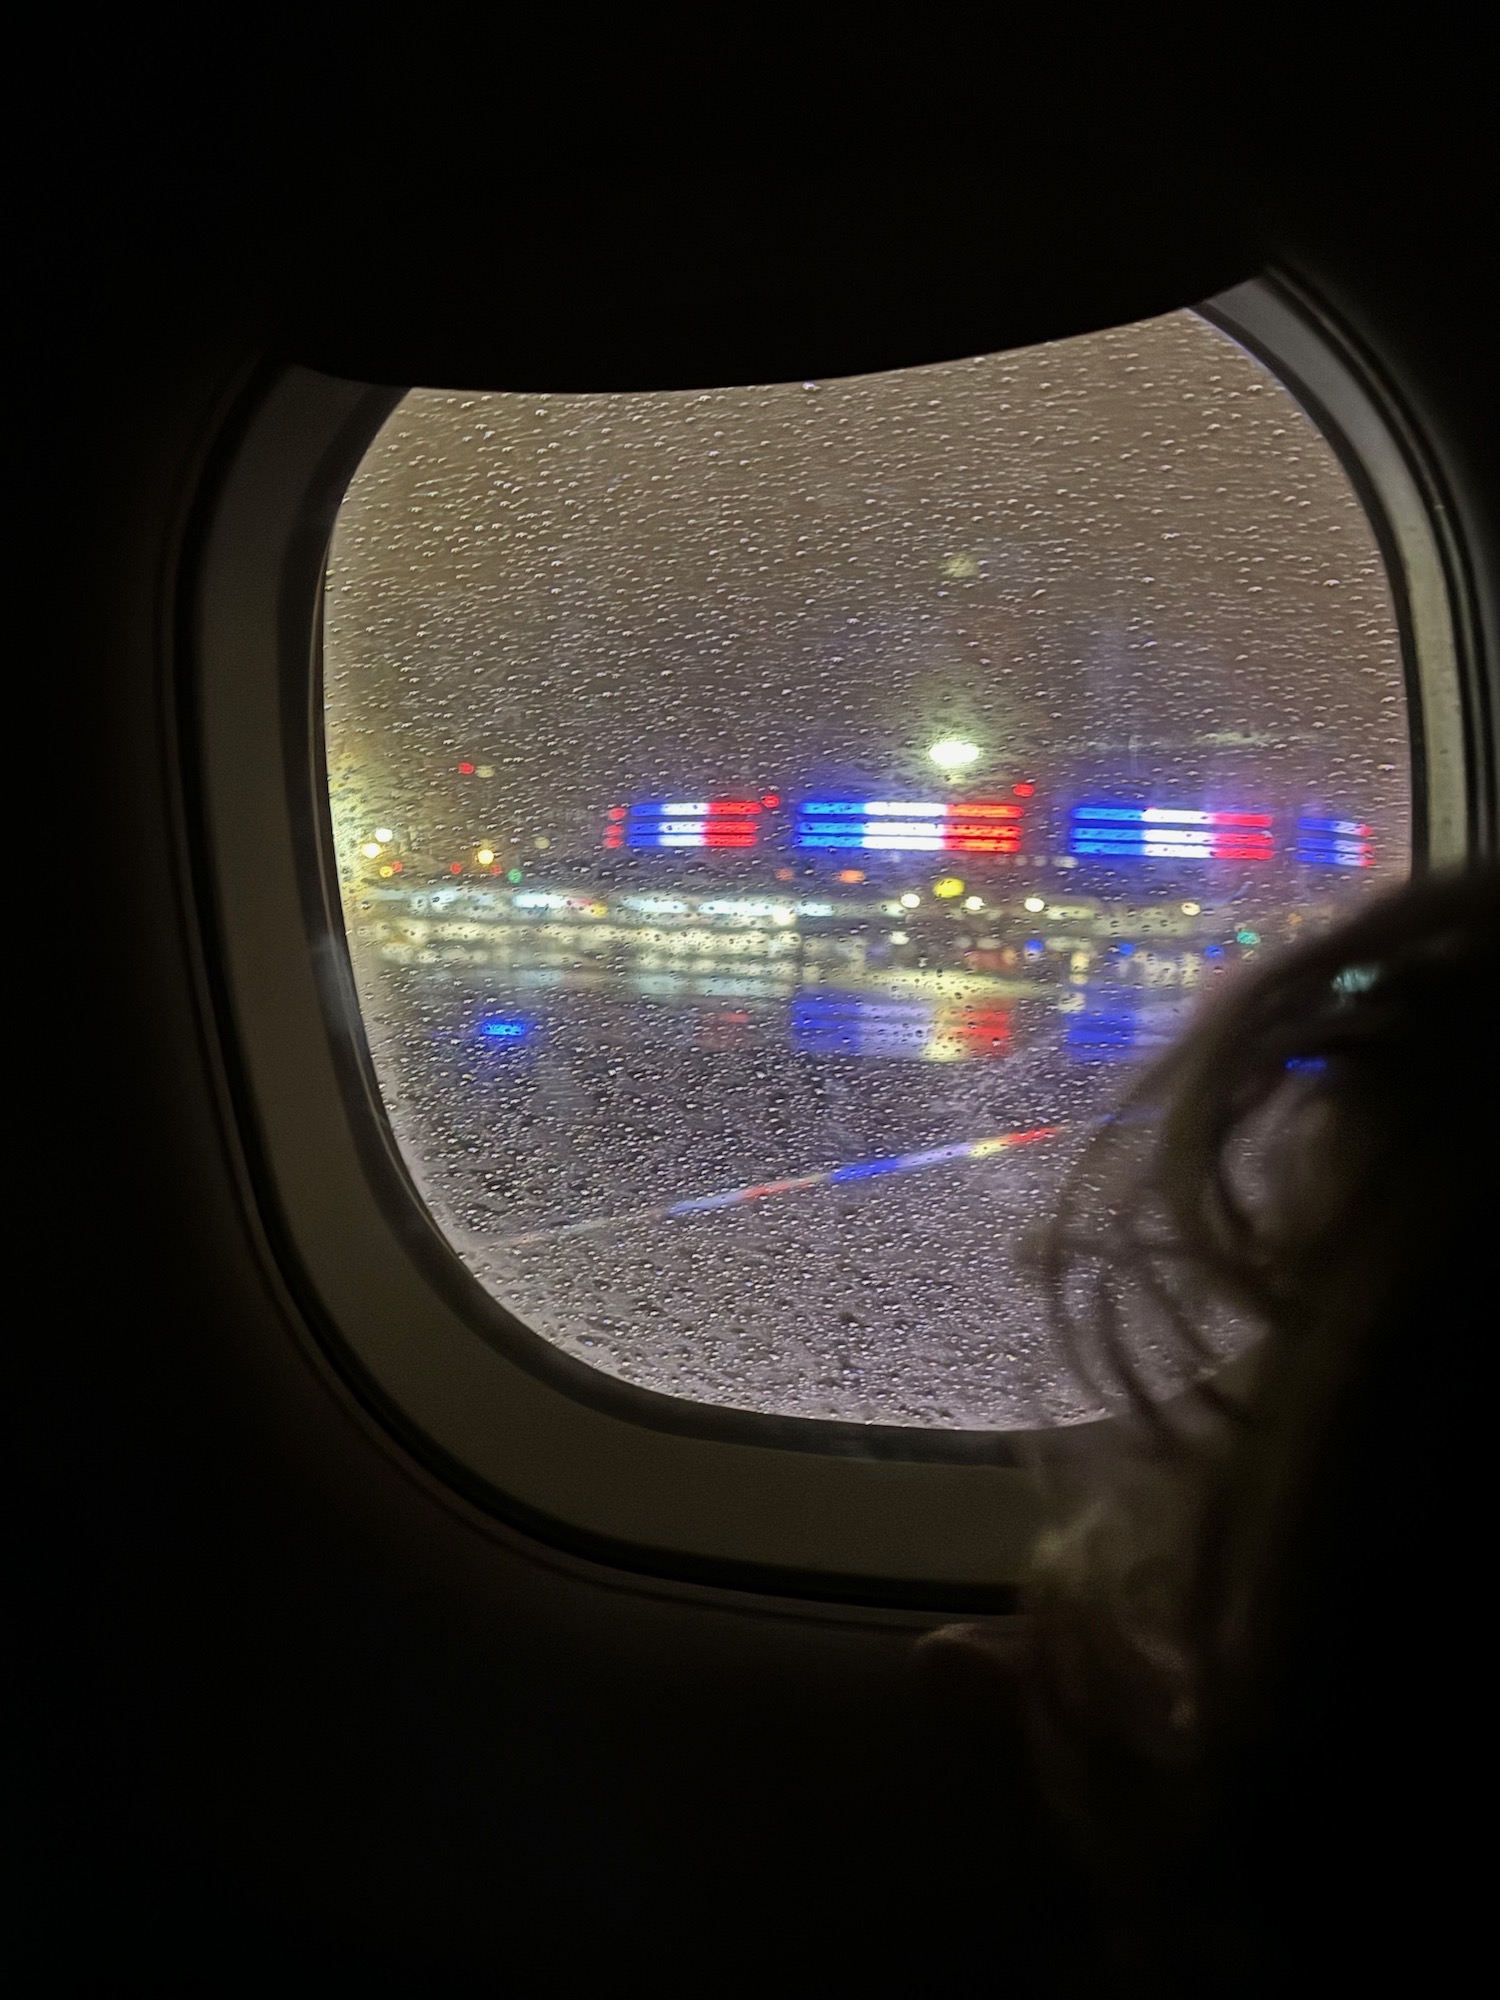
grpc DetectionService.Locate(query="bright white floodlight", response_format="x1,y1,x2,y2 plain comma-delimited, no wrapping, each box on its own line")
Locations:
927,737,981,773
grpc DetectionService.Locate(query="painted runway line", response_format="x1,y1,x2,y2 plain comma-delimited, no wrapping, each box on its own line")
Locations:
500,1122,1064,1248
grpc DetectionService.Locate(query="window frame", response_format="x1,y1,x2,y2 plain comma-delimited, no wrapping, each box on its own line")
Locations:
188,275,1479,1606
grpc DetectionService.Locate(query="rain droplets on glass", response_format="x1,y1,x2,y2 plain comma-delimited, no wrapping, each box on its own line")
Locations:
324,311,1408,1429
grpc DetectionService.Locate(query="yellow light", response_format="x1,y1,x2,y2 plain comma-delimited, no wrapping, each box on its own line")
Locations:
373,826,394,843
476,848,496,866
378,864,395,878
899,892,921,909
933,877,965,899
1181,901,1202,916
534,836,551,851
1024,896,1046,913
928,738,981,772
360,841,383,859
963,895,984,912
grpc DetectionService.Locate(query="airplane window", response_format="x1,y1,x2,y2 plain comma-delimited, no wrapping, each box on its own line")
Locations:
324,310,1409,1430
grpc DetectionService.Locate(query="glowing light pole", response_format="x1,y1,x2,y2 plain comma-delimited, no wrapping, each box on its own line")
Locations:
928,737,981,780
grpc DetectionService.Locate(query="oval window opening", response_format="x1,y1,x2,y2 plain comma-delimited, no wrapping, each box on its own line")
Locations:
324,309,1410,1430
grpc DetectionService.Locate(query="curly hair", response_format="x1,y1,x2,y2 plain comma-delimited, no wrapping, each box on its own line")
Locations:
1018,865,1498,1990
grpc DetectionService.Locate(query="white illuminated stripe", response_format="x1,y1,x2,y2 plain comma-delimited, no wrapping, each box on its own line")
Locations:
864,801,948,817
655,834,707,846
1140,808,1213,825
1082,831,1216,847
660,802,711,815
861,833,944,849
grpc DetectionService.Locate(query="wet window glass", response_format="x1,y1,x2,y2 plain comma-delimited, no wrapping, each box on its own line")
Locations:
324,311,1409,1428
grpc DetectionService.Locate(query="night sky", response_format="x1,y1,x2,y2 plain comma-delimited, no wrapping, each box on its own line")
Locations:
326,307,1408,862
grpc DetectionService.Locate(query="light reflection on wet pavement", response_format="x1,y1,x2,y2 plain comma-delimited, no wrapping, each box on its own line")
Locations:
358,951,1203,1429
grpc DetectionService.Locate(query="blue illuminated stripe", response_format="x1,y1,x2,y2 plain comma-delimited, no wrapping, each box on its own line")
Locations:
826,1154,910,1182
1296,844,1371,867
796,829,946,849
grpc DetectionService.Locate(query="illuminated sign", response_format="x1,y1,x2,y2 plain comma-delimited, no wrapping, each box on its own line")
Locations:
605,799,764,849
1295,816,1373,867
790,993,1014,1062
1069,804,1275,862
793,799,1023,853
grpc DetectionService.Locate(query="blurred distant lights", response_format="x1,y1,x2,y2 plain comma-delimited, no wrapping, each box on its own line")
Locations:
899,892,921,909
360,841,383,859
457,761,476,775
608,798,765,850
475,847,496,866
796,798,1022,853
373,826,394,843
933,877,965,899
889,931,910,945
1070,804,1275,862
963,895,984,912
475,1014,537,1047
1181,901,1202,915
1296,816,1374,867
1023,896,1046,913
928,738,981,772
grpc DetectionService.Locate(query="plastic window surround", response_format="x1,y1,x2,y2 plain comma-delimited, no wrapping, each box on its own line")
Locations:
190,275,1477,1608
